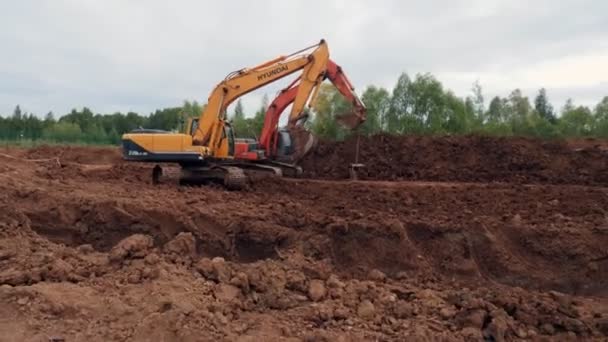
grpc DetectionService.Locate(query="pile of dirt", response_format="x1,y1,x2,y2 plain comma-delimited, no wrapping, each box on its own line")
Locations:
301,134,608,185
0,139,607,340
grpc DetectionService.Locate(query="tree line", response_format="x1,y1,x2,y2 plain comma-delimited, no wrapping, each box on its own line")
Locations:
1,71,607,145
311,73,608,140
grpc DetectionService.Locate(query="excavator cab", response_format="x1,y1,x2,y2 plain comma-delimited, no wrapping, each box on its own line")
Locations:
187,117,235,156
275,129,294,159
223,123,235,157
184,117,199,136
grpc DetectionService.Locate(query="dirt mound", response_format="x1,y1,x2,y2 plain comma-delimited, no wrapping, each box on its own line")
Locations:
1,140,607,340
301,134,608,185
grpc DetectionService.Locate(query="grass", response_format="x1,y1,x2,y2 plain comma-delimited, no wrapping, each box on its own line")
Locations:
0,139,117,148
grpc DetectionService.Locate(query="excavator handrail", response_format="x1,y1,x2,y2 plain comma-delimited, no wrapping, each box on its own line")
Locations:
223,40,324,81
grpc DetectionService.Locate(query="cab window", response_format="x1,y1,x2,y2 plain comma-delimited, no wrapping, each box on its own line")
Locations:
190,119,199,136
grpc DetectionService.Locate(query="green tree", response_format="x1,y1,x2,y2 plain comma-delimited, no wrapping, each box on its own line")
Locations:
11,105,24,139
147,107,182,131
12,105,22,121
445,91,474,134
23,113,43,140
558,99,594,137
42,122,83,142
0,116,6,139
250,94,269,137
182,100,203,118
60,107,95,132
388,73,450,134
231,99,250,138
534,88,556,123
44,111,56,127
471,81,485,124
311,84,351,139
592,96,608,137
410,73,448,133
486,96,503,123
361,85,390,135
84,123,108,143
387,73,414,133
233,99,245,120
504,89,534,134
107,127,121,144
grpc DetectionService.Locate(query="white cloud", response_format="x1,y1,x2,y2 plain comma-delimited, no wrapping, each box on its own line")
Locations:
0,0,606,118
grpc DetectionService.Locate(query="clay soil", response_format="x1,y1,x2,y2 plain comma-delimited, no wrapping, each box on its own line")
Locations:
1,136,607,341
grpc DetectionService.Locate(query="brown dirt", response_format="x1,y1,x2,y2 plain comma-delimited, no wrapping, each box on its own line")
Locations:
301,134,608,185
0,138,607,341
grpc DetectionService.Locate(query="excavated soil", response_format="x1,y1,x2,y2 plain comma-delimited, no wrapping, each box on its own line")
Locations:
301,134,608,185
1,136,608,341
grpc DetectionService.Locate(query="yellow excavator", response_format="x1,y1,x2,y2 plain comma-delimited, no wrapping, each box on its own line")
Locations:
121,40,364,189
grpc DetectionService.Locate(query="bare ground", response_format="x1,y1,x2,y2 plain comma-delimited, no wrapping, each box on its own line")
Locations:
0,136,607,341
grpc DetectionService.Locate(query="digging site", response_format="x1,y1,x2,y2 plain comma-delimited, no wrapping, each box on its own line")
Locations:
1,135,608,341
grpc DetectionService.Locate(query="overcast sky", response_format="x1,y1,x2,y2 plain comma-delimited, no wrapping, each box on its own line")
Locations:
1,0,607,118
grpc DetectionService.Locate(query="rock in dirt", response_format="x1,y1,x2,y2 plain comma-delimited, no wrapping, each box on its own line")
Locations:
484,316,509,342
127,270,142,284
315,304,335,322
286,270,308,292
0,250,15,261
439,306,456,320
461,327,483,340
357,300,375,320
540,323,555,335
456,309,487,329
45,259,74,281
163,232,196,257
0,268,30,286
393,300,415,319
215,284,241,302
109,234,153,262
141,266,159,280
195,257,232,282
144,253,160,265
211,257,232,283
326,274,345,289
597,318,608,335
230,272,250,292
334,306,350,320
308,280,327,302
76,244,94,254
368,269,386,282
195,258,214,277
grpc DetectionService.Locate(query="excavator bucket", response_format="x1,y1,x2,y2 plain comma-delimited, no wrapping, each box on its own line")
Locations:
335,109,366,130
288,126,318,162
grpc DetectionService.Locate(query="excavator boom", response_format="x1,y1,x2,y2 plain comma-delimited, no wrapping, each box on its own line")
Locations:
257,59,366,158
194,40,329,153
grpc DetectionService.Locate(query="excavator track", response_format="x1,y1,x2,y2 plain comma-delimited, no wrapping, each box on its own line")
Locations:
222,167,248,190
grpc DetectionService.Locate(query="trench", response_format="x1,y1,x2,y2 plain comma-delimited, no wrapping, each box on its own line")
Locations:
24,202,283,264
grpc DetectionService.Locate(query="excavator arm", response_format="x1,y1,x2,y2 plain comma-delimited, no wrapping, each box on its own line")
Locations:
194,40,329,157
324,60,367,128
258,59,366,157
